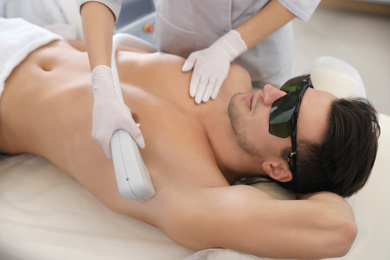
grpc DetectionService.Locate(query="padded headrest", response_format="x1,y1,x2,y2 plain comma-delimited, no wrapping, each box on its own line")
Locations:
304,56,366,98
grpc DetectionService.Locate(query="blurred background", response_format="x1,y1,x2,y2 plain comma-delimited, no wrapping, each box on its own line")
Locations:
292,0,390,115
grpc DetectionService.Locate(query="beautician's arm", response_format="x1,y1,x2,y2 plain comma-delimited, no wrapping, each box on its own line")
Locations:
79,1,145,159
183,0,295,104
80,1,114,68
67,39,87,52
235,0,295,49
166,186,357,259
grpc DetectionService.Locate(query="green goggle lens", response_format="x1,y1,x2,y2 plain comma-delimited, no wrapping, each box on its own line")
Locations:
269,75,313,138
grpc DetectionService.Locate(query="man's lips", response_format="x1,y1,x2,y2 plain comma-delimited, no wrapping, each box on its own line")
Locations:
246,93,255,110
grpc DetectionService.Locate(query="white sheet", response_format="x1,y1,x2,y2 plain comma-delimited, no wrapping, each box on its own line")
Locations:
0,154,195,260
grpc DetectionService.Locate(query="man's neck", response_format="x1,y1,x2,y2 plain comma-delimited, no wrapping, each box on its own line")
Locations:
198,101,263,184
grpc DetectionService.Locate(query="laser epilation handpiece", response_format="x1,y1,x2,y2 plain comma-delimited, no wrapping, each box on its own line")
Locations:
110,33,156,201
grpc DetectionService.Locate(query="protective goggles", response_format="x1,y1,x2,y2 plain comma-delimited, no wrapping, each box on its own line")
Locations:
268,74,313,186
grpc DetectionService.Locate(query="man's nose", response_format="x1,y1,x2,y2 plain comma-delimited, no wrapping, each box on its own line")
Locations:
263,84,287,106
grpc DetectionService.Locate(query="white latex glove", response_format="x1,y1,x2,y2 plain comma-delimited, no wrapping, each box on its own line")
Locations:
182,30,247,104
91,65,145,159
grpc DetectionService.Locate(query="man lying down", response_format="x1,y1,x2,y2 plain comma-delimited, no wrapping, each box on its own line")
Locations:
0,18,380,259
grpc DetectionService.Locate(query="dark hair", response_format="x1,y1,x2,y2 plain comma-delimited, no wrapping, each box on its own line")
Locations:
277,97,381,197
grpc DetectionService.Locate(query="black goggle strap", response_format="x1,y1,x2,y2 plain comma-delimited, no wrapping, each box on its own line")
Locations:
289,112,298,186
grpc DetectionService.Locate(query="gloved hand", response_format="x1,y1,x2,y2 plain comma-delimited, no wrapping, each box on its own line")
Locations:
91,65,145,159
182,30,247,104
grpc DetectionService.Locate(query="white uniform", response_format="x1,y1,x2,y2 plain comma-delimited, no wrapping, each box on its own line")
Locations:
77,0,320,88
77,0,121,20
153,0,320,88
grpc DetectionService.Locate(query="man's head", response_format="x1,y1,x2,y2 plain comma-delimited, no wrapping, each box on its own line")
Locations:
228,74,380,197
277,96,380,197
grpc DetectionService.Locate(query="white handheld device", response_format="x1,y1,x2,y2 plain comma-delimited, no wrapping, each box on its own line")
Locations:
110,33,157,201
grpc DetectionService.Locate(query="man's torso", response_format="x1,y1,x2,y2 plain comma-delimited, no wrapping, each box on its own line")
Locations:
0,40,252,222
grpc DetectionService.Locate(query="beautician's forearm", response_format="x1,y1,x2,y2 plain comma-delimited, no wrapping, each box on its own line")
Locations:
80,2,115,70
235,0,295,49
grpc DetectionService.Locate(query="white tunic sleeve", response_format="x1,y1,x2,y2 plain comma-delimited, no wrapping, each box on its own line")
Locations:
277,0,321,22
76,0,121,22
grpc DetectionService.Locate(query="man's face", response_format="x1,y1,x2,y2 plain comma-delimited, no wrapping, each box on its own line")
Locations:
228,84,337,162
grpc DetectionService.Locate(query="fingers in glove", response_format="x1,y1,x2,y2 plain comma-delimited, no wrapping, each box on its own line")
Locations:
202,78,217,103
211,79,223,100
182,53,197,72
195,77,209,104
132,129,146,149
102,138,113,159
189,73,201,98
91,131,113,160
125,120,146,149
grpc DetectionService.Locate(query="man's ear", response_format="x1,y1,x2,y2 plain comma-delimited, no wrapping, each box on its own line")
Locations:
262,160,292,182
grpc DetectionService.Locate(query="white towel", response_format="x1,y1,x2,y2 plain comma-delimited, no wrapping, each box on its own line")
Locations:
184,249,264,260
0,17,63,98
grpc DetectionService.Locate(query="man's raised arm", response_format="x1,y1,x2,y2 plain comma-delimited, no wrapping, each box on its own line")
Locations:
161,185,357,259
